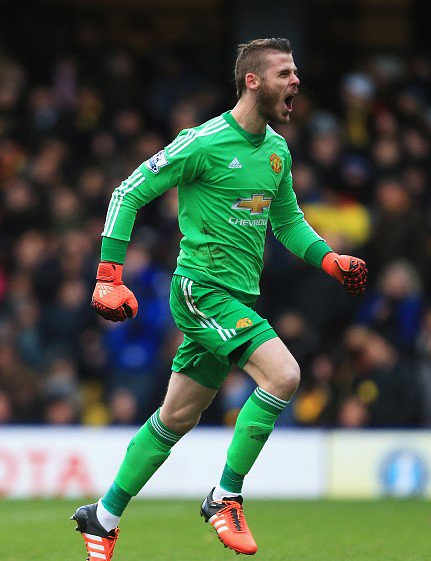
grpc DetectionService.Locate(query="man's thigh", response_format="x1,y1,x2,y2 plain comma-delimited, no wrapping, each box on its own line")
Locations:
172,335,231,389
161,370,218,424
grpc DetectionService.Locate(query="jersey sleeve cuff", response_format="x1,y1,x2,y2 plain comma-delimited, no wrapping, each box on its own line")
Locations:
304,240,334,269
101,236,128,264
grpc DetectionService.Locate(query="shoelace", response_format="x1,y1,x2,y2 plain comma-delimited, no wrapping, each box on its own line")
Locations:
218,501,244,532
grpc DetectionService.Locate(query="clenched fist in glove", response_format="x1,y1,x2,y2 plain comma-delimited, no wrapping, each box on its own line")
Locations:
322,252,368,296
91,262,138,321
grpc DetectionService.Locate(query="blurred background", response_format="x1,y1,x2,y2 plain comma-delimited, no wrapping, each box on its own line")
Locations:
0,0,430,438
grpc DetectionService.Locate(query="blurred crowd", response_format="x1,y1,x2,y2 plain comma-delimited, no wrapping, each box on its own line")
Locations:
1,21,431,428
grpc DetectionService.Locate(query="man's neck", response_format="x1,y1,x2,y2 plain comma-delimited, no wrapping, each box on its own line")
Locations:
230,98,267,135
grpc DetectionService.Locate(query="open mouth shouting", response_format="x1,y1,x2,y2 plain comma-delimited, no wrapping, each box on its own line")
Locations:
284,95,294,113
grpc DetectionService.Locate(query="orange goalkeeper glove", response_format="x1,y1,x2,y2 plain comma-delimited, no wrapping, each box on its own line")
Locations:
322,252,368,296
91,262,138,322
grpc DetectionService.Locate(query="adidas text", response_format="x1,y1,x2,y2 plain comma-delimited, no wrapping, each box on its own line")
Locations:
98,285,115,298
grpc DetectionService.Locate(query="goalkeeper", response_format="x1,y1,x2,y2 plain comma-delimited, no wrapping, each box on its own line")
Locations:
71,37,367,559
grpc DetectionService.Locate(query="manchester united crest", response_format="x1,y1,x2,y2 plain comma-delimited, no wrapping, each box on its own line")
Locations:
269,153,282,174
236,318,253,328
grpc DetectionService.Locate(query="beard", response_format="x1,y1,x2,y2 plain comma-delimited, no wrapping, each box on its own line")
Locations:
256,82,290,125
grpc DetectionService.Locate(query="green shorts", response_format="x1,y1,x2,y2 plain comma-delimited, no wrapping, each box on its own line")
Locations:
169,274,277,389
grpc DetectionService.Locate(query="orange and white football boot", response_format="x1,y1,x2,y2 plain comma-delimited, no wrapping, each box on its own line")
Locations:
200,488,258,555
71,503,119,561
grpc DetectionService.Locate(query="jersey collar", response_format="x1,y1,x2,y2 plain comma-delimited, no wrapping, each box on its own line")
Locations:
223,111,266,147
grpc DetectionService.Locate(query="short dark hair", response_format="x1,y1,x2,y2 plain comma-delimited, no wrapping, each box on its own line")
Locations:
234,38,292,99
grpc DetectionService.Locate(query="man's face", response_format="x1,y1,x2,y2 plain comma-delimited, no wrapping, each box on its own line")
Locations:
255,51,300,124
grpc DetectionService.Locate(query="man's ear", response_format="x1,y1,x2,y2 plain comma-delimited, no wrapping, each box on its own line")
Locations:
245,72,261,92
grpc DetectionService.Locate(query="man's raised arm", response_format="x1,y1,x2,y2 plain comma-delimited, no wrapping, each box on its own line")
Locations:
92,132,208,321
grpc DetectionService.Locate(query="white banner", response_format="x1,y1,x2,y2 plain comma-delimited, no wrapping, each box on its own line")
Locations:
0,427,325,499
327,431,431,498
2,427,429,499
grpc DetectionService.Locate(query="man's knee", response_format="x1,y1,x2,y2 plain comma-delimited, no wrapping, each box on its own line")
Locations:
244,338,301,401
275,357,301,399
160,404,201,435
159,371,218,435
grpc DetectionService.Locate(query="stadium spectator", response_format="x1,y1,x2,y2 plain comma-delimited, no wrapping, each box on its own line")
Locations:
0,388,13,423
367,176,429,281
356,260,424,352
293,353,337,427
101,238,172,417
342,327,421,427
416,309,431,427
337,394,369,428
108,387,140,426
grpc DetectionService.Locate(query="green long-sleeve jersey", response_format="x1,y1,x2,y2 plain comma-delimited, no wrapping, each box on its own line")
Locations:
101,111,331,297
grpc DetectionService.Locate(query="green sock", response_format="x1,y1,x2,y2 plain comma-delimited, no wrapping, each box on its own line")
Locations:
220,387,288,494
101,482,132,516
110,409,182,501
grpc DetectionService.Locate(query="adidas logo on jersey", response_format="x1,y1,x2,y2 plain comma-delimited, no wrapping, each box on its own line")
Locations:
228,157,242,169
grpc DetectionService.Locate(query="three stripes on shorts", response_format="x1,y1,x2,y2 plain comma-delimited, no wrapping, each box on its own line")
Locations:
180,277,236,342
